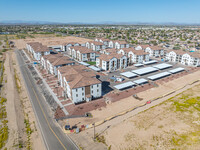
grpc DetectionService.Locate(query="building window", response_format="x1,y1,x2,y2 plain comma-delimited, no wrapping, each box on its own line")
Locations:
92,90,93,94
82,87,84,90
76,94,78,97
76,89,78,92
82,93,84,96
91,85,93,88
97,89,99,92
97,84,99,87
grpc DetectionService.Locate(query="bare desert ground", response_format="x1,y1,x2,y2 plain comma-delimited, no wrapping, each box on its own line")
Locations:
68,69,200,150
104,83,200,150
13,36,93,49
61,69,200,127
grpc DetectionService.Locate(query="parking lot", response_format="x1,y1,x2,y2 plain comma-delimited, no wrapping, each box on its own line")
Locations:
99,58,190,95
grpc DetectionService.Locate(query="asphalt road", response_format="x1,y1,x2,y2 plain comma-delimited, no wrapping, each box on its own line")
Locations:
15,49,79,150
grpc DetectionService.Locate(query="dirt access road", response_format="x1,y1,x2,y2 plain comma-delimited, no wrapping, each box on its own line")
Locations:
3,51,45,149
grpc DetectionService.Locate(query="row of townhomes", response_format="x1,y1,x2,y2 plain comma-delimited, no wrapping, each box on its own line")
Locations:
41,54,75,75
67,46,96,62
135,45,164,57
26,42,102,104
86,41,106,51
96,53,128,71
62,38,165,71
61,42,83,52
26,38,200,104
164,50,200,66
26,42,50,61
96,47,150,71
95,38,130,49
57,65,102,103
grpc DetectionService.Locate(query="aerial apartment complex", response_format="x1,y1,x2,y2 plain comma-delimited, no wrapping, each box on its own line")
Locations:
26,37,200,104
164,50,200,67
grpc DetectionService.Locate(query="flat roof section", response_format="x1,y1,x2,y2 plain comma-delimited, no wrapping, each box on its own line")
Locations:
169,67,185,74
89,66,101,72
132,67,159,75
153,63,173,70
143,60,158,65
120,72,137,78
147,72,171,80
114,81,135,90
133,78,148,85
79,61,90,66
134,64,144,67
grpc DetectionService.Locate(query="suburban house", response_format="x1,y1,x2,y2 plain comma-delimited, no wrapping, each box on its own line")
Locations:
95,38,110,48
71,46,96,62
26,42,50,61
118,48,150,64
57,65,102,103
96,53,128,71
86,41,105,51
62,42,81,51
164,50,200,66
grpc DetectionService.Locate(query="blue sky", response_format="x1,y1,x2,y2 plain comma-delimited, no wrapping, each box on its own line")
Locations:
1,0,200,24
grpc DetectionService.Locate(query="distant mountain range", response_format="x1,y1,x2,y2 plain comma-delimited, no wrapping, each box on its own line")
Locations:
0,20,64,25
0,20,200,26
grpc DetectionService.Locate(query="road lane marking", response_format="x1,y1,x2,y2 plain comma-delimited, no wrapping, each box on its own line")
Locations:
24,69,67,150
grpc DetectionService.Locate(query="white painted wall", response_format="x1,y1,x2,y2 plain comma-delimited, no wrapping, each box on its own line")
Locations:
109,57,118,71
67,83,102,103
72,87,85,103
108,41,114,48
90,83,102,99
119,55,127,69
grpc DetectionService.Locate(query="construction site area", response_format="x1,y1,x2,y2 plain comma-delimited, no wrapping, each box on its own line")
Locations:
12,36,200,150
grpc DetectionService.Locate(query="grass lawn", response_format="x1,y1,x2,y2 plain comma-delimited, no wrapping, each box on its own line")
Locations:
87,61,96,65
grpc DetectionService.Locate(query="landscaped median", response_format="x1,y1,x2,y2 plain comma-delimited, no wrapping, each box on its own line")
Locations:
63,79,200,134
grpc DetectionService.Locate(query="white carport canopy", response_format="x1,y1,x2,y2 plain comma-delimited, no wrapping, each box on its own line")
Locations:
147,72,171,80
169,67,185,74
153,63,172,70
134,64,144,67
89,66,101,72
143,60,158,65
114,81,135,90
132,67,158,75
133,78,148,85
79,62,90,66
120,72,137,78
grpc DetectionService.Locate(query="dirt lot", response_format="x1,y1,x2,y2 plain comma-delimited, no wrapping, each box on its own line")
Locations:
67,69,200,150
104,83,200,150
60,69,200,127
13,36,93,49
